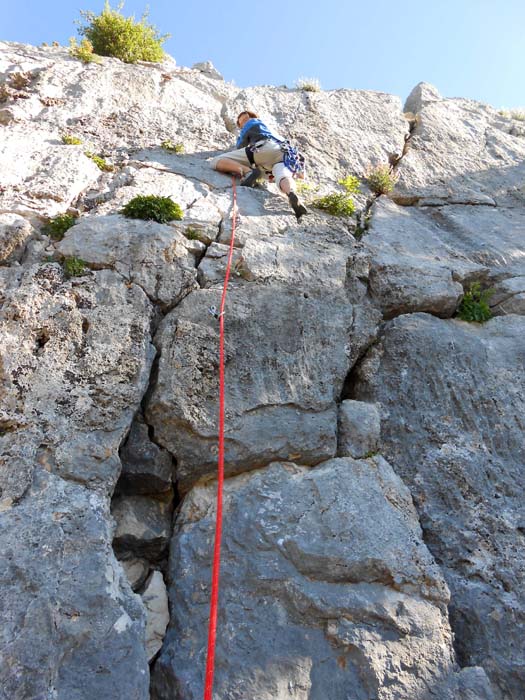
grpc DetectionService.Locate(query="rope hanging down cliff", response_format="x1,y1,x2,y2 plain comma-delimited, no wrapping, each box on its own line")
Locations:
203,176,238,700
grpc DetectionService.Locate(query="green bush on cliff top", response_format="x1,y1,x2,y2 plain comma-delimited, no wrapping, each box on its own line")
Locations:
77,1,169,64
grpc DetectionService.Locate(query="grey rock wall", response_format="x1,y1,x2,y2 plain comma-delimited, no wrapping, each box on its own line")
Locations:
2,39,524,700
350,314,525,699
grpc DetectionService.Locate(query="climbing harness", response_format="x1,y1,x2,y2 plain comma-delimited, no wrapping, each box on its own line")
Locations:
203,176,238,700
245,138,306,178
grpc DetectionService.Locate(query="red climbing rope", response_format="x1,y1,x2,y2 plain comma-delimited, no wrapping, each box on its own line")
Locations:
203,176,238,700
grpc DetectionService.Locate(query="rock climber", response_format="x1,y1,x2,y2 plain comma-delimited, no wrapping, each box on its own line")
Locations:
210,110,308,221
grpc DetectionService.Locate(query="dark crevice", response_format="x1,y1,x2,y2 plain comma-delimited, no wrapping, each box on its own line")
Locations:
396,199,498,209
192,215,223,271
33,328,51,354
339,332,383,403
354,195,378,240
341,298,463,402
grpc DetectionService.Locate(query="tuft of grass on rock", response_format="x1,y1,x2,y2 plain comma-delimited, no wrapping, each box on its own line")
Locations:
312,191,355,217
62,134,83,145
295,77,321,92
457,282,493,323
43,213,78,241
184,226,200,240
499,108,525,122
63,256,88,278
365,164,399,195
161,139,185,154
9,72,33,90
76,1,169,64
121,195,184,223
295,181,319,196
85,151,114,171
338,175,361,195
69,37,102,64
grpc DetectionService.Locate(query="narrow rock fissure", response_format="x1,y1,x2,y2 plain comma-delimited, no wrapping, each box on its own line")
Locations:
108,276,190,676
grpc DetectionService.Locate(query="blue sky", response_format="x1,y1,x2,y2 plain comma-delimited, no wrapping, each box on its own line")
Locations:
2,0,524,109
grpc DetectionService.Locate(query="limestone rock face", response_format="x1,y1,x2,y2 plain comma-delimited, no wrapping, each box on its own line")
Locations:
351,314,525,699
363,197,525,320
57,214,200,308
338,400,381,458
0,470,150,700
2,38,524,700
112,494,173,561
0,264,154,502
403,81,443,114
0,213,34,262
146,201,381,492
0,264,154,698
118,414,174,495
147,284,350,491
142,571,170,661
393,90,525,207
151,458,491,700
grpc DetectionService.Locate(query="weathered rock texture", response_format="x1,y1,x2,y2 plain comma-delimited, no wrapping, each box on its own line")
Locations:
152,458,491,700
1,39,524,700
0,264,154,699
350,314,525,699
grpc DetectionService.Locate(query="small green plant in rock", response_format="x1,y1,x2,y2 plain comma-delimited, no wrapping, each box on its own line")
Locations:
69,37,102,64
121,195,184,223
499,108,525,122
338,175,361,195
63,256,88,278
457,282,493,323
161,139,185,154
365,164,399,195
85,151,114,171
77,1,169,64
43,213,78,241
295,76,321,92
184,226,200,240
295,181,319,196
312,191,355,217
62,134,83,145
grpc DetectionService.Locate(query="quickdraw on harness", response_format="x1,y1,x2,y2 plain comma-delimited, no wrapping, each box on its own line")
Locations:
245,139,306,178
279,140,306,177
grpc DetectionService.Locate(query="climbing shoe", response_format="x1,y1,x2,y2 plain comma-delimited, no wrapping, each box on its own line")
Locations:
288,191,308,220
240,167,263,187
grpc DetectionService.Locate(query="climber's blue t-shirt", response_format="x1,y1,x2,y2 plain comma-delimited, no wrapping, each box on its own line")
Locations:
236,119,280,148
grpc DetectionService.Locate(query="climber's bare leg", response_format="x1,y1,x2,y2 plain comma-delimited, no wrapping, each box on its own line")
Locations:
215,158,251,178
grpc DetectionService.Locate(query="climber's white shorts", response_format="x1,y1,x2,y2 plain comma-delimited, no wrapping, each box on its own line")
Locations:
209,140,293,186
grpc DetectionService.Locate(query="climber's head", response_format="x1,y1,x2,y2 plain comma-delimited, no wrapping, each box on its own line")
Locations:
236,110,258,128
